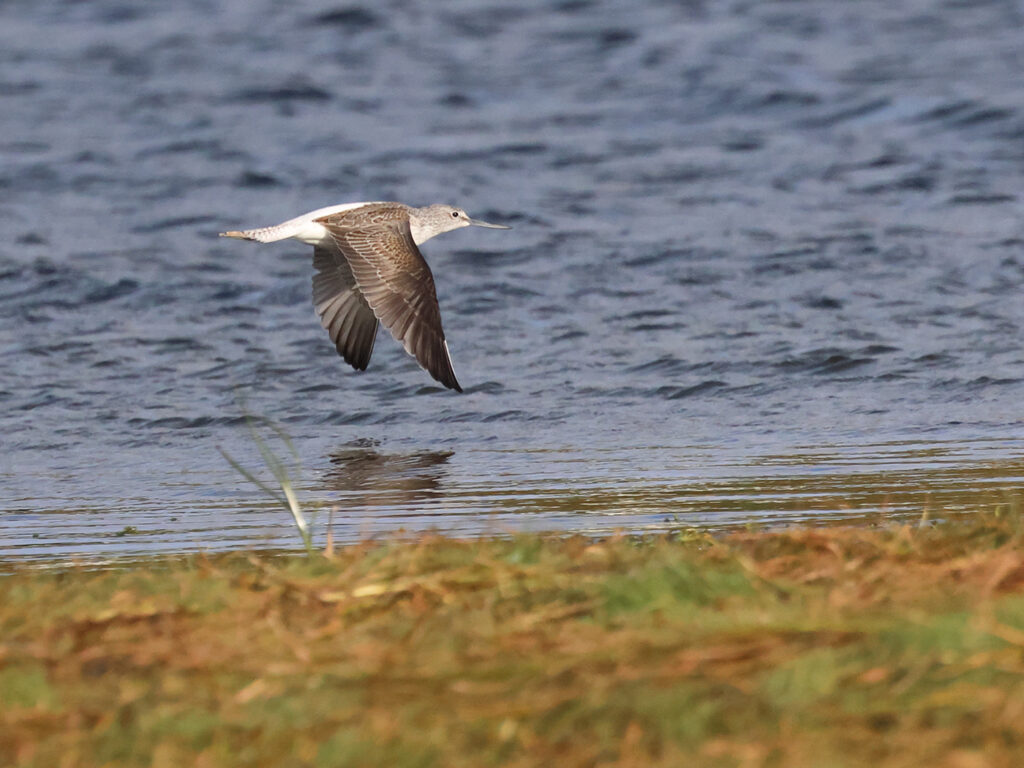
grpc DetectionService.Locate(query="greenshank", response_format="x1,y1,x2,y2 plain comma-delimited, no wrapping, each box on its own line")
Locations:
220,202,509,392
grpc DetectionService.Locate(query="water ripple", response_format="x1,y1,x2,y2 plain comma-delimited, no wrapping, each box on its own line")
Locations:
3,0,1024,558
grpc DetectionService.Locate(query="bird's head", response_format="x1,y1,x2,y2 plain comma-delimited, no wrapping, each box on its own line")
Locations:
412,204,511,244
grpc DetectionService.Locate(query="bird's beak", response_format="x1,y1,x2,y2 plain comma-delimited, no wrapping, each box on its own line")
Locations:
467,217,511,229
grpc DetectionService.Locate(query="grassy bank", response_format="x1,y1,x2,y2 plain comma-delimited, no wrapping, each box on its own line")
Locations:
3,513,1024,767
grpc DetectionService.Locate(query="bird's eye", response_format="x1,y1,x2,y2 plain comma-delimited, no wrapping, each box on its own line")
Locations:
452,211,460,217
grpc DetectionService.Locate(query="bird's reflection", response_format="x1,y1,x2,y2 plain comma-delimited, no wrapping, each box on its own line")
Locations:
322,440,453,508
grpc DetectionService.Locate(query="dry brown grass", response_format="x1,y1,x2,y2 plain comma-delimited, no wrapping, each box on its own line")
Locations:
3,513,1024,767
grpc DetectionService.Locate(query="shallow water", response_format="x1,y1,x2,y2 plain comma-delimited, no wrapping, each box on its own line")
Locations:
2,0,1024,560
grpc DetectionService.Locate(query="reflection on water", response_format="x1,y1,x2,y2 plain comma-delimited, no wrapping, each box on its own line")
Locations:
323,442,452,507
2,439,1022,561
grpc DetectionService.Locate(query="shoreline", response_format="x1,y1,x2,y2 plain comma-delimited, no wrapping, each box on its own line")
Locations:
3,512,1024,766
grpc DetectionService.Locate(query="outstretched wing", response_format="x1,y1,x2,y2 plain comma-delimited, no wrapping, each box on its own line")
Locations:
312,244,379,371
317,218,462,392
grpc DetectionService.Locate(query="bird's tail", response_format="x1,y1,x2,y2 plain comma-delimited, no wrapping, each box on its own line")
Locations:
218,223,297,242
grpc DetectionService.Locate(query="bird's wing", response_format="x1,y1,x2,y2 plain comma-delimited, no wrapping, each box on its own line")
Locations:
317,218,462,392
312,244,380,371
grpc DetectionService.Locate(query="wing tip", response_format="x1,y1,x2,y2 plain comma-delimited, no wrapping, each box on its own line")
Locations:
343,356,370,372
440,340,463,393
430,371,462,392
336,323,379,372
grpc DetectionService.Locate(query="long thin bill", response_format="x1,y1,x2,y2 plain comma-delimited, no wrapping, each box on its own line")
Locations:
468,217,511,229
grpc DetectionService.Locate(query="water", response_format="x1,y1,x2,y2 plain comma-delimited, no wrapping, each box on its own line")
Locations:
2,0,1024,560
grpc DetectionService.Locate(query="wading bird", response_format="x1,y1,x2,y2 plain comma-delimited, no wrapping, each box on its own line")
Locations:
221,201,510,392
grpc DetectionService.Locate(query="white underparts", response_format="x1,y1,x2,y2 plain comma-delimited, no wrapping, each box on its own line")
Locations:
238,202,385,246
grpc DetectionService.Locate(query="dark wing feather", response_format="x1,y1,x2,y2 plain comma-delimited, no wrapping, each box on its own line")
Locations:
312,244,379,370
317,218,462,392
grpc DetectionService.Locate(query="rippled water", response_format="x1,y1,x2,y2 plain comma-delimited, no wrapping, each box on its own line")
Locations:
2,0,1024,560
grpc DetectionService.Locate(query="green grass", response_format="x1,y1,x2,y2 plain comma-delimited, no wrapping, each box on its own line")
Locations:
3,514,1024,767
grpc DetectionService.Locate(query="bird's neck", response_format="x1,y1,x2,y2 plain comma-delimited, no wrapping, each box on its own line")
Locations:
409,217,440,246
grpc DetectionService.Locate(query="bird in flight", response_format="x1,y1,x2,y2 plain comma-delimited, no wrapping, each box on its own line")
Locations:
220,201,510,392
